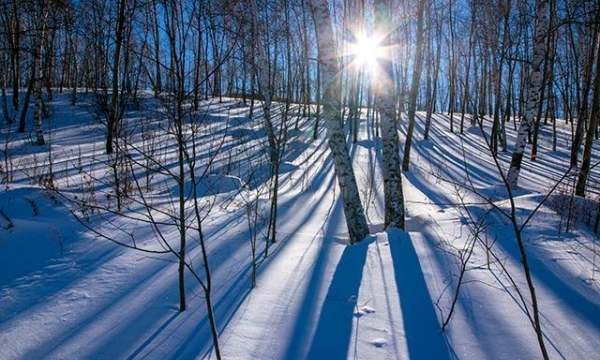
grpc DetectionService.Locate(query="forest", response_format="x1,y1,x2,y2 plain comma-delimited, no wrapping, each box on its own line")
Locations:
0,0,599,359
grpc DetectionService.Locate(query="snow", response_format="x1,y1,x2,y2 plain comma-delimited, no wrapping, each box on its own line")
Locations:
0,93,599,359
0,185,80,286
170,174,246,198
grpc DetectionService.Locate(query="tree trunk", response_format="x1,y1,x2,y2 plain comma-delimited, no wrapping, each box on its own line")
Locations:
310,0,369,243
106,0,127,154
401,0,426,173
424,20,441,140
17,71,34,133
33,42,45,146
11,0,20,110
575,28,600,196
570,26,597,168
506,0,550,188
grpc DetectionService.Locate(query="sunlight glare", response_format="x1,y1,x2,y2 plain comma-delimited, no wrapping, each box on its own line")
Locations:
351,33,384,71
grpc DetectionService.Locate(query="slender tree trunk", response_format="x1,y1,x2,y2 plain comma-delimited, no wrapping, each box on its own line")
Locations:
1,62,12,124
575,28,600,196
570,27,597,168
531,5,556,160
424,21,441,140
31,2,50,146
151,0,162,96
371,0,409,228
17,70,34,133
310,0,369,243
106,0,127,154
447,0,456,133
402,0,426,172
11,0,20,110
33,42,45,146
312,8,322,141
507,0,550,188
460,14,475,134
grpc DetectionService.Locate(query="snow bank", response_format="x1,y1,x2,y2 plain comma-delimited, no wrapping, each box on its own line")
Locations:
0,185,80,286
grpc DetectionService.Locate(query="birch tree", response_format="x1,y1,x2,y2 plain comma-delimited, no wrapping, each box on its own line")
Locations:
310,0,369,243
373,0,406,228
506,0,550,188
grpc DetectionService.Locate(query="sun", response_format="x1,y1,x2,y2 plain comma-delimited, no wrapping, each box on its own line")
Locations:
349,32,385,72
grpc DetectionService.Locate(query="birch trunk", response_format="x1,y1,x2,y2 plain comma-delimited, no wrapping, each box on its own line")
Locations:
368,0,406,228
310,0,369,243
506,0,550,188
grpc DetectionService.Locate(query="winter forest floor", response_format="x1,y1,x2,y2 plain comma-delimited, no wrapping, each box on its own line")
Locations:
0,93,599,360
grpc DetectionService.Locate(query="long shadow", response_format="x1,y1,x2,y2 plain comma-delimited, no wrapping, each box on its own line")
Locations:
0,224,125,323
122,142,339,359
388,230,452,359
428,113,580,192
417,223,542,358
18,250,182,360
166,263,257,360
475,205,600,330
1,202,243,326
400,154,544,357
282,185,346,359
5,202,251,360
101,204,297,359
2,96,322,321
412,124,500,187
304,242,369,360
275,238,335,360
126,313,179,360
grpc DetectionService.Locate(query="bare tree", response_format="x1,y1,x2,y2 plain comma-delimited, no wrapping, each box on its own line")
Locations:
575,22,600,196
401,0,426,171
310,0,369,243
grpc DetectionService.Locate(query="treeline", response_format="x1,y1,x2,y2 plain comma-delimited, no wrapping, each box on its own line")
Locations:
0,0,598,155
1,0,600,256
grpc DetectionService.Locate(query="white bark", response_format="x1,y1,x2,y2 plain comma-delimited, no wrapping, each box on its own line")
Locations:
374,0,405,228
506,0,550,187
310,0,369,243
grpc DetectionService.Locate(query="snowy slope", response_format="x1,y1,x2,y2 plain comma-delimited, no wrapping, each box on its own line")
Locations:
0,94,598,359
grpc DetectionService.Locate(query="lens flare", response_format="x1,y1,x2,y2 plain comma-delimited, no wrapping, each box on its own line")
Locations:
350,33,385,72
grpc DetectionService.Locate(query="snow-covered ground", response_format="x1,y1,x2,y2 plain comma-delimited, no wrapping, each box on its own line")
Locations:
0,93,598,359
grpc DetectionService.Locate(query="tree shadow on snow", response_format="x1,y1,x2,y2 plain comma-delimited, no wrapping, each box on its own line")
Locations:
388,229,452,359
279,127,375,360
474,205,600,330
304,242,369,360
